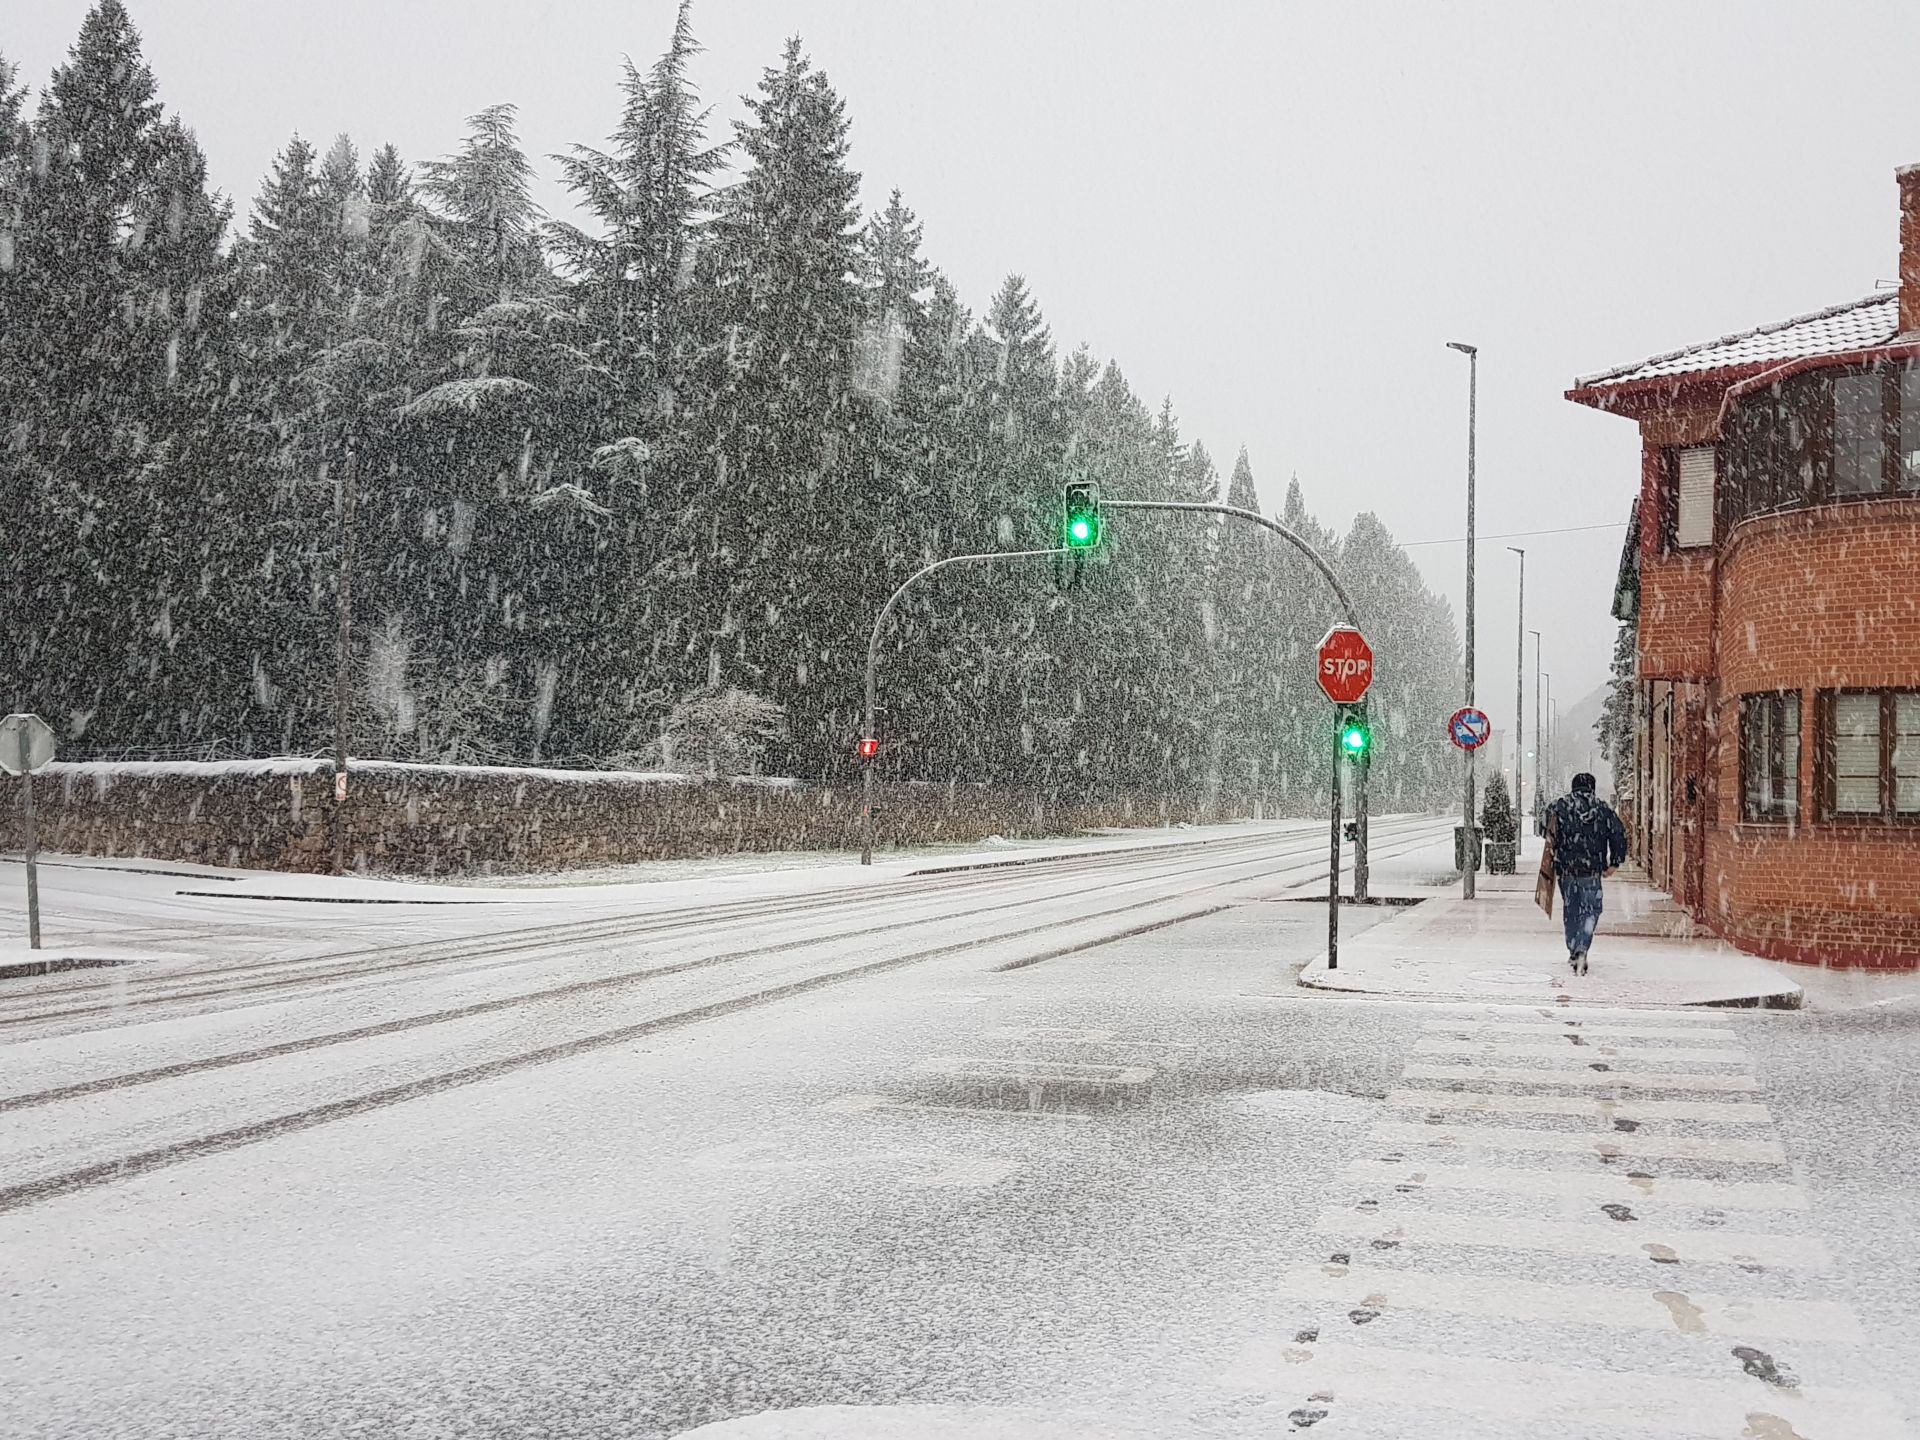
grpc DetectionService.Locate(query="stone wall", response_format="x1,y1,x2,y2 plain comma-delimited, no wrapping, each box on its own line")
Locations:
0,759,1206,875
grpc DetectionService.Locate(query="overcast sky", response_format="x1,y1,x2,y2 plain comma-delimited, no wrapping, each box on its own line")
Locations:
12,0,1920,732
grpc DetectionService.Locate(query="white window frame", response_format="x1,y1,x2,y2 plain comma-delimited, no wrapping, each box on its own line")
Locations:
1674,446,1715,549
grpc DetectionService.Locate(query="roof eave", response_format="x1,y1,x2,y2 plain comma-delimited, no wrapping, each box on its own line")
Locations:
1565,363,1776,417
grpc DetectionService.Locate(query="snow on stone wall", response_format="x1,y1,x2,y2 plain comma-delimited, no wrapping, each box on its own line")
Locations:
0,760,1190,875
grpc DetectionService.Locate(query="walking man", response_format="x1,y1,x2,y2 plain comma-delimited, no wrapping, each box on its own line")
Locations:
1547,772,1628,975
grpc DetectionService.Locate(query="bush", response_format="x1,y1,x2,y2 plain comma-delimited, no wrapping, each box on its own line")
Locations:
1480,772,1517,845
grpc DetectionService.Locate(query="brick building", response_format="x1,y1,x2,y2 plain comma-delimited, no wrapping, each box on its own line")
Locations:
1568,166,1920,969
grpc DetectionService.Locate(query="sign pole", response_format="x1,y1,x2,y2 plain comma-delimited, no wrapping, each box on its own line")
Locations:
1328,716,1341,969
18,729,39,950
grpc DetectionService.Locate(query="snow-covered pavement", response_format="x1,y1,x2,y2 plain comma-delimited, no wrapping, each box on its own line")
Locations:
4,817,1917,1439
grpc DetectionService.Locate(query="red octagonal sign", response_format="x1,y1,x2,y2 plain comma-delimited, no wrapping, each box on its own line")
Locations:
1317,625,1374,704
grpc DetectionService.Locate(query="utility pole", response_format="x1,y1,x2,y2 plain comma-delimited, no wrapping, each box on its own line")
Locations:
1448,342,1478,898
1508,547,1525,821
331,438,358,877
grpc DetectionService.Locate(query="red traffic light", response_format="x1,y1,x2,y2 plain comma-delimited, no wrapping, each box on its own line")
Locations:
857,737,880,760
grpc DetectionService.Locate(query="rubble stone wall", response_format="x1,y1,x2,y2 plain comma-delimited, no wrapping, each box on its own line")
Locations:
0,759,1207,875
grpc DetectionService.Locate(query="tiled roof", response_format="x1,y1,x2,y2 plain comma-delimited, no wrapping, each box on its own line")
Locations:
1575,293,1900,389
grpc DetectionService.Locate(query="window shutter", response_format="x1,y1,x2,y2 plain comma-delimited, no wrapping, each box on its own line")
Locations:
1675,447,1715,548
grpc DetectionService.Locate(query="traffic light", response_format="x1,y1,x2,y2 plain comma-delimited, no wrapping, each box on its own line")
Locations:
1063,482,1101,549
1337,702,1372,761
857,737,880,760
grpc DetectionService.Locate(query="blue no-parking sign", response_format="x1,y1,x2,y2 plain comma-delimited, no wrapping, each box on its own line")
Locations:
1448,706,1490,751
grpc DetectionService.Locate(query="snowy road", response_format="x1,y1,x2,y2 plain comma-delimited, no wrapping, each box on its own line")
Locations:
6,818,1919,1439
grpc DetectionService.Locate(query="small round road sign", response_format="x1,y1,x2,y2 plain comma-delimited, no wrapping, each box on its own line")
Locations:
0,713,55,775
1448,706,1491,751
1316,626,1374,704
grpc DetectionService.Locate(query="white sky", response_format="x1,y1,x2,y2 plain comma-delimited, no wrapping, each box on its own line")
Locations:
12,0,1920,723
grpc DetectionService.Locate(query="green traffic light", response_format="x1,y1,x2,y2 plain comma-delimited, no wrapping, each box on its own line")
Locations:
1063,482,1101,549
1342,725,1368,753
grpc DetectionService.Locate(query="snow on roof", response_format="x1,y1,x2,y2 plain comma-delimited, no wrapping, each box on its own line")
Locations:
1575,293,1900,389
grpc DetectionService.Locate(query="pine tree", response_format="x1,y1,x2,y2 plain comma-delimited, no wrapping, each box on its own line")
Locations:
1596,621,1636,780
0,1,240,747
549,0,725,394
693,36,864,772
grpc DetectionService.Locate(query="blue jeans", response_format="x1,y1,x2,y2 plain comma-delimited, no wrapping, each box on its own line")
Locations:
1559,874,1604,955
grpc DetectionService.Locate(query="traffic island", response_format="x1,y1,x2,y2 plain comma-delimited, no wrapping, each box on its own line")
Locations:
1297,871,1803,1009
0,945,174,980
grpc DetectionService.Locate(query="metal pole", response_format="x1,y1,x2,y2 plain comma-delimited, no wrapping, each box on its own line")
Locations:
862,545,1074,865
1530,629,1542,834
1105,497,1359,956
1508,547,1525,825
17,731,39,950
1104,499,1357,623
1448,343,1478,897
331,439,358,877
1328,723,1341,968
1354,734,1369,902
1544,673,1554,799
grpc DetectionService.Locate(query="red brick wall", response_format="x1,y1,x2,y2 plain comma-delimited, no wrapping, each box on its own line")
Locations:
1636,409,1720,681
1704,500,1920,967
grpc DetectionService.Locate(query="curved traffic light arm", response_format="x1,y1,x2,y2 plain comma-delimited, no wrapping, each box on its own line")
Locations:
1101,499,1357,626
860,545,1076,864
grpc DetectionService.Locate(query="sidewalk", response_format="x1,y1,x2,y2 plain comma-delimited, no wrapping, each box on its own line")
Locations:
1299,867,1804,1009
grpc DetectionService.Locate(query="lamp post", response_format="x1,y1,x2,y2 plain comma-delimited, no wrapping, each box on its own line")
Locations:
1507,546,1525,821
1530,629,1542,834
1544,672,1554,800
1447,341,1478,897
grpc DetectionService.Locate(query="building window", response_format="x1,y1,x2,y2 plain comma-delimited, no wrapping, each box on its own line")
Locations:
1819,690,1920,820
1674,446,1715,548
1830,371,1883,496
1900,366,1920,490
1741,692,1800,822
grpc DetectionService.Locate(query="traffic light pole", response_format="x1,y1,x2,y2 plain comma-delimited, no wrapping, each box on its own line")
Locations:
1103,499,1362,960
861,545,1075,865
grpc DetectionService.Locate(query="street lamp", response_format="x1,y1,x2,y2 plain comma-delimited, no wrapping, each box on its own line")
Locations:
1447,341,1478,897
1507,546,1524,823
1529,628,1542,834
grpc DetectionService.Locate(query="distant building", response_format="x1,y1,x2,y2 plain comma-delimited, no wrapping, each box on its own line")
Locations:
1568,166,1920,969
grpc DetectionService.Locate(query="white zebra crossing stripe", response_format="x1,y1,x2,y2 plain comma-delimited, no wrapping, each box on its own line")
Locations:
1220,1339,1904,1439
1422,1018,1739,1042
1389,1088,1773,1123
1370,1119,1789,1165
1269,1260,1864,1343
1313,1206,1833,1271
1403,1062,1763,1092
1346,1158,1810,1210
1414,1038,1751,1065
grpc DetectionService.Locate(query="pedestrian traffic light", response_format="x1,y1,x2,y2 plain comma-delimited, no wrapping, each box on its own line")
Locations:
1338,702,1371,760
857,737,879,760
1063,482,1101,549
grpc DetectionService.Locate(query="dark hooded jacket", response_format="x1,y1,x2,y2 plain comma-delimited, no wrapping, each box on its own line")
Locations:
1547,790,1628,878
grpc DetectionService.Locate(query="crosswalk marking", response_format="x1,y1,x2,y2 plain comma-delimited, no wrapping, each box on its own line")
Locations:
1370,1118,1789,1165
1422,1018,1739,1042
1414,1037,1751,1065
1402,1062,1763,1092
1388,1087,1773,1123
1269,1260,1864,1342
1313,1205,1834,1270
1221,1339,1905,1439
1345,1158,1810,1210
1257,1012,1901,1436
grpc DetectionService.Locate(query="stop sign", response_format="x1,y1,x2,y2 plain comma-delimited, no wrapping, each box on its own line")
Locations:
1317,626,1374,703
